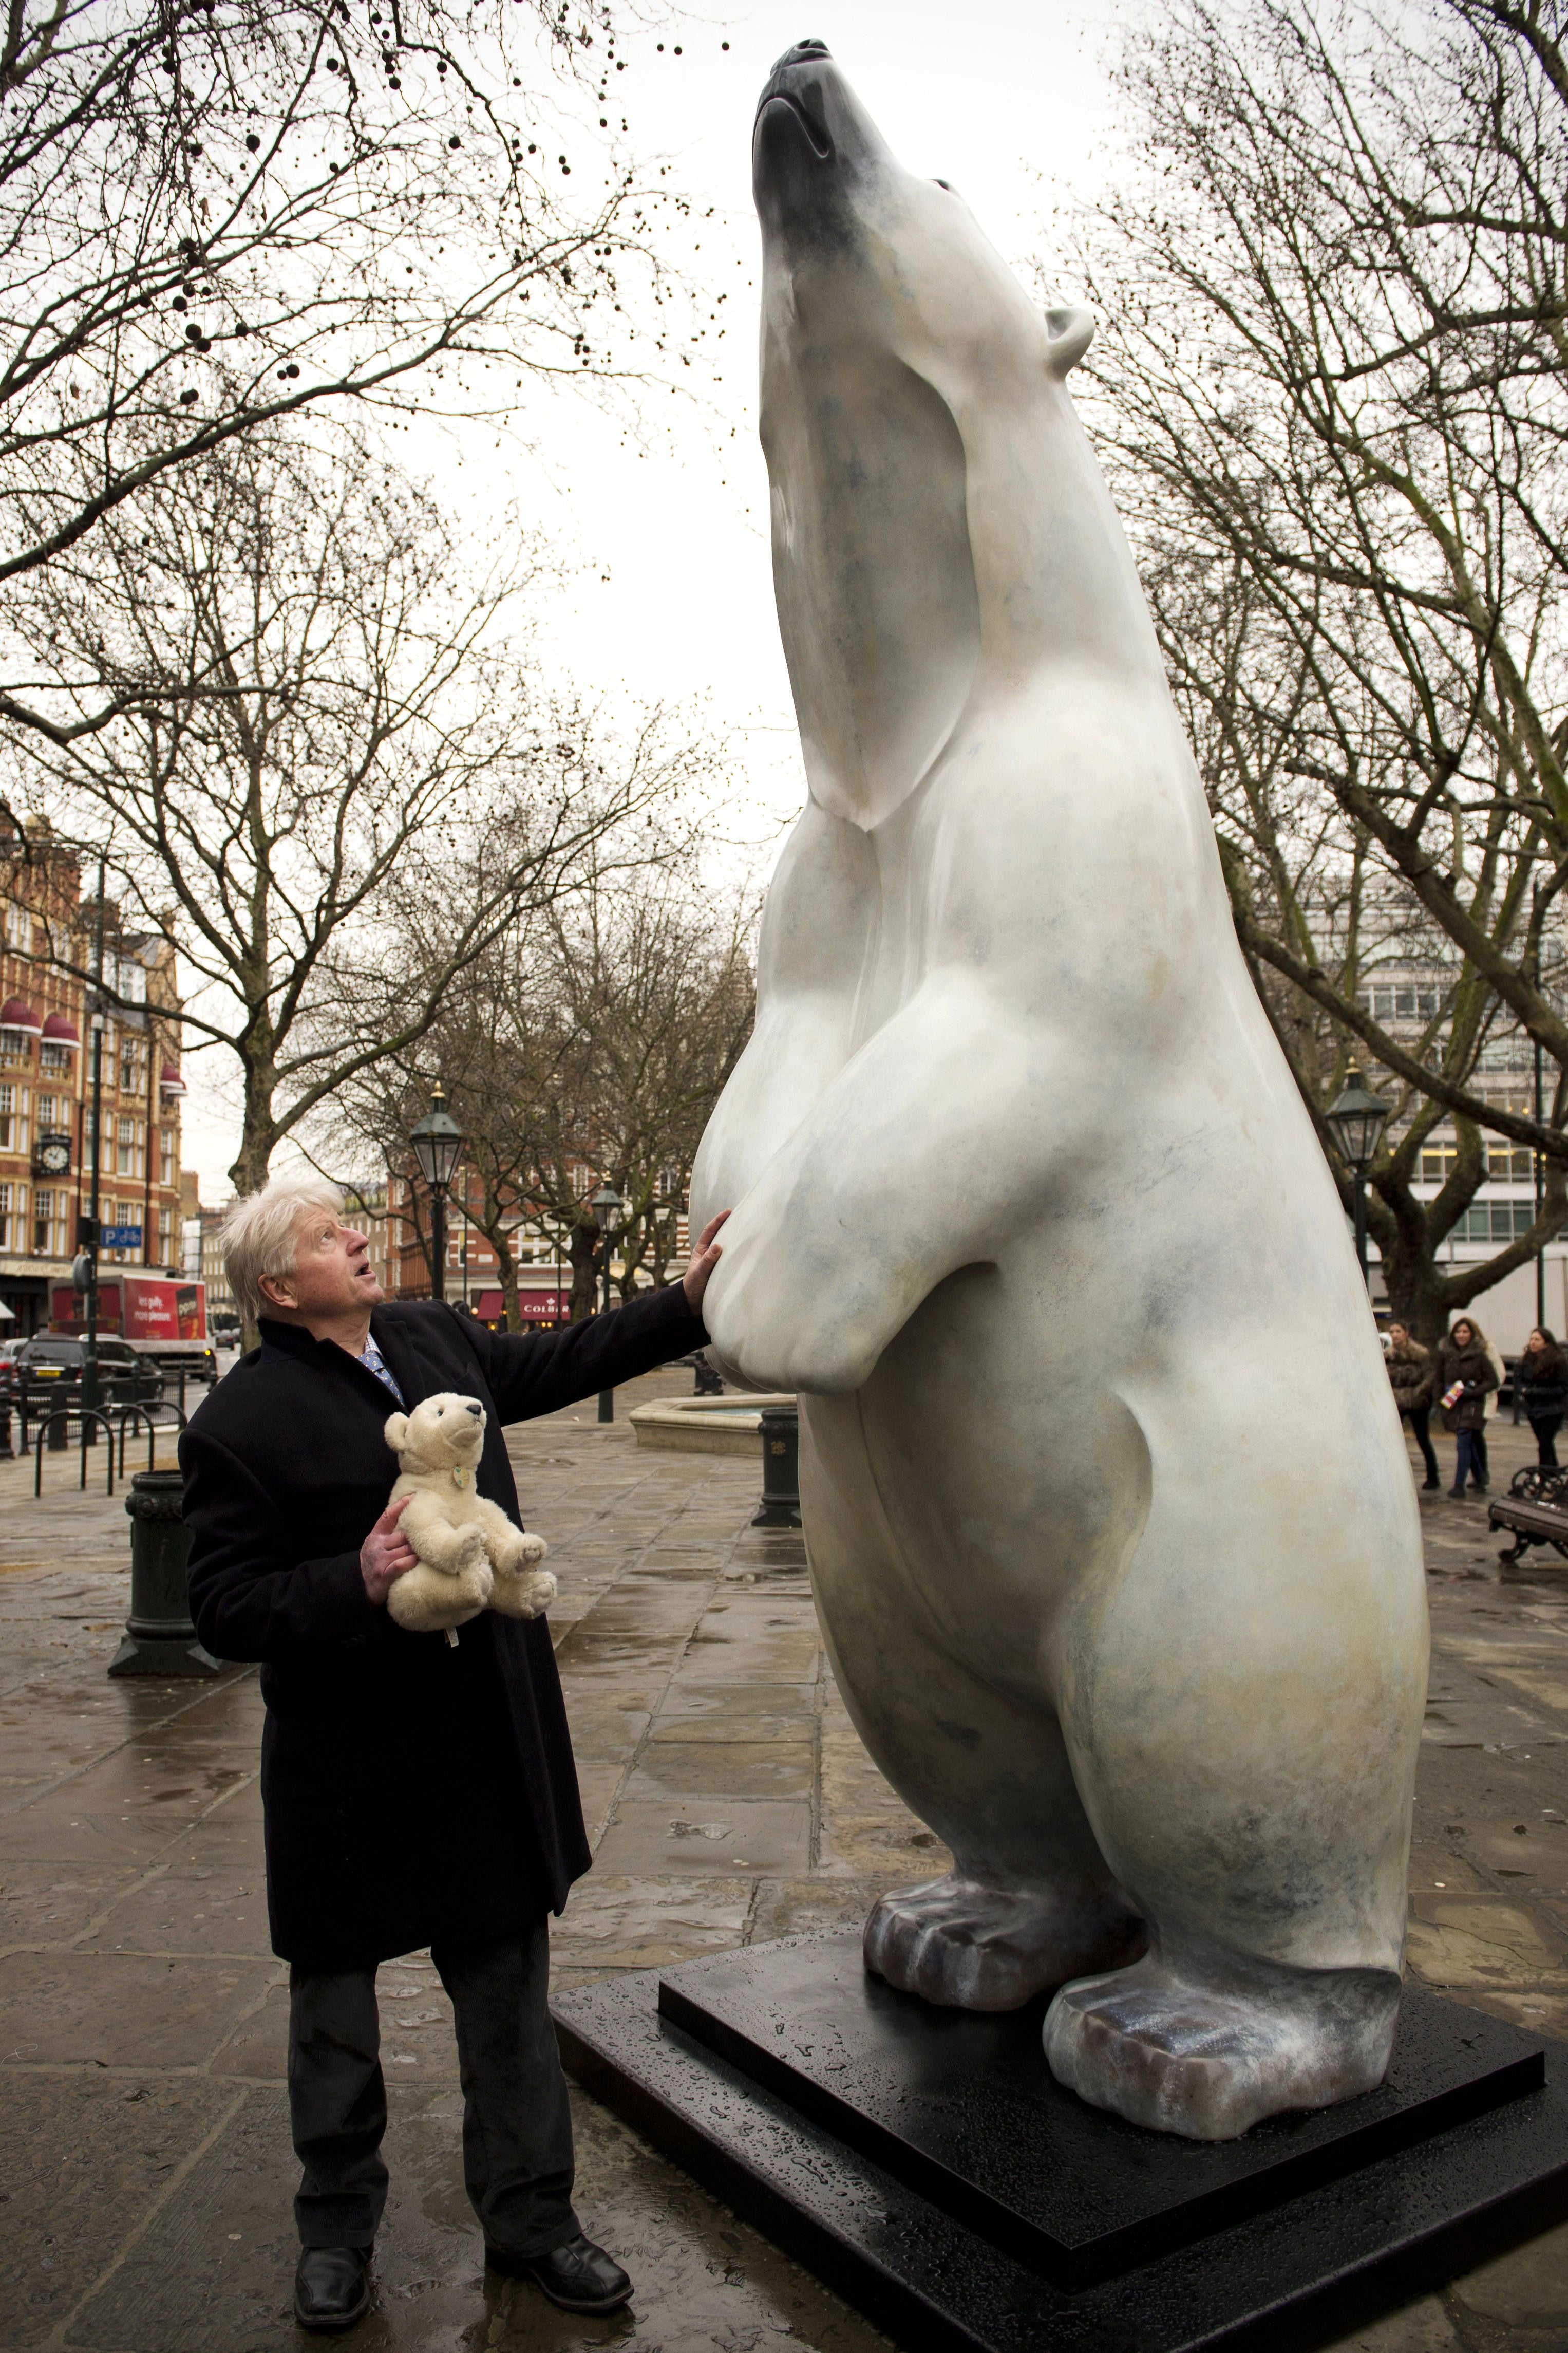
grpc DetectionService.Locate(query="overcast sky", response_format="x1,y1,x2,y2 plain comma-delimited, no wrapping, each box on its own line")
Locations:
180,0,1126,1193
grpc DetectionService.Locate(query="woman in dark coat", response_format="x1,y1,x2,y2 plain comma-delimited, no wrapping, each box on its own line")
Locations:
1517,1326,1568,1468
1384,1321,1439,1488
1436,1317,1498,1499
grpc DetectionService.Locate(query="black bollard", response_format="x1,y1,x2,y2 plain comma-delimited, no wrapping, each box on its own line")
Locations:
751,1403,802,1528
108,1468,225,1677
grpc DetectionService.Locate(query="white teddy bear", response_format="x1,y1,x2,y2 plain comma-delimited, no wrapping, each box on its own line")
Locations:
381,1392,556,1639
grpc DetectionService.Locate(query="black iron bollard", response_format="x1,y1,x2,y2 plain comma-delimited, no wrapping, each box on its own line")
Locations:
751,1403,802,1529
108,1468,225,1677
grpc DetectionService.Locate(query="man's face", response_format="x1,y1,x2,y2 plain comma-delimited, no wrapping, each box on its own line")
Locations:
261,1209,384,1322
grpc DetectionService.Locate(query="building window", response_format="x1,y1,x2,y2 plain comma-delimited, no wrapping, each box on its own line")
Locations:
116,1115,141,1176
1362,983,1442,1021
1454,1202,1538,1243
34,1189,54,1255
160,1128,175,1187
5,902,27,951
0,1181,23,1248
37,1093,54,1129
0,1083,26,1152
159,1206,174,1264
39,1042,71,1074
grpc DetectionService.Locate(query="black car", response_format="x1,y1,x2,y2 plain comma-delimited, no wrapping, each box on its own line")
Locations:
16,1337,164,1421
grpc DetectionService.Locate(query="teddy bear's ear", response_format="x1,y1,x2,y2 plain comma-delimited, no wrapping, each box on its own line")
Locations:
384,1411,409,1451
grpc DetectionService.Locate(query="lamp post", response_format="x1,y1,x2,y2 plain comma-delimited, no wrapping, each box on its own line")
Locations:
1325,1063,1391,1288
590,1179,624,1423
79,855,108,1428
409,1085,465,1305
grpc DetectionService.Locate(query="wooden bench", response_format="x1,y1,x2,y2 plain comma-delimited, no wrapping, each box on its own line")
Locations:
1489,1466,1568,1567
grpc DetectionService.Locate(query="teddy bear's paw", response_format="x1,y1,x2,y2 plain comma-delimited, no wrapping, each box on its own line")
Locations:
1044,1955,1401,2140
491,1525,548,1576
489,1566,558,1621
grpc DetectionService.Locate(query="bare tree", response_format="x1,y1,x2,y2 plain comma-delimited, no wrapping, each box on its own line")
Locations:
1155,541,1567,1337
329,865,755,1326
0,0,692,735
5,426,704,1193
1068,0,1568,1180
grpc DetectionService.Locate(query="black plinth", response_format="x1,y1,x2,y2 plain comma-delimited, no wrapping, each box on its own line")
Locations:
551,1929,1568,2353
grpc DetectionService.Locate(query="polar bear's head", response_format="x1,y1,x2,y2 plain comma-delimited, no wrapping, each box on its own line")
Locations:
384,1391,487,1473
753,42,1122,832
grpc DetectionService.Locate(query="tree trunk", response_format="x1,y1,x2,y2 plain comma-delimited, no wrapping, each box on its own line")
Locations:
569,1217,599,1322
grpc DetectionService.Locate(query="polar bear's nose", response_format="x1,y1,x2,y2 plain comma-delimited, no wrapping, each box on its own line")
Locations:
466,1403,482,1418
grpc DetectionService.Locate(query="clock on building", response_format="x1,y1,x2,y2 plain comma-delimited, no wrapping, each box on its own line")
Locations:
33,1132,71,1178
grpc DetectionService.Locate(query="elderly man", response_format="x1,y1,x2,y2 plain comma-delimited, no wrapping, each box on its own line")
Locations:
182,1175,725,2334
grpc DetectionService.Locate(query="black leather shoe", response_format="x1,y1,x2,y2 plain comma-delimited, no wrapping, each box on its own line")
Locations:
486,2233,632,2313
293,2245,371,2333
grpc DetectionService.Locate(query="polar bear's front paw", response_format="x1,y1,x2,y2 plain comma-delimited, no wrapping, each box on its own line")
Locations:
864,1873,1144,2011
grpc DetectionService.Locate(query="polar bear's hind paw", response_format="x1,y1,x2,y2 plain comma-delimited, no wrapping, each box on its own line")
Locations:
1044,1955,1401,2139
864,1873,1144,2012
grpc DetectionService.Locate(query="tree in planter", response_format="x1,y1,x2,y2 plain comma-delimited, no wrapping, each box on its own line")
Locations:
4,426,707,1198
0,0,692,725
1148,536,1567,1341
1066,0,1568,1190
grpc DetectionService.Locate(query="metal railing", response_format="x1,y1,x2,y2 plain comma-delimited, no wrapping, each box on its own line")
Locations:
33,1407,117,1495
114,1400,188,1481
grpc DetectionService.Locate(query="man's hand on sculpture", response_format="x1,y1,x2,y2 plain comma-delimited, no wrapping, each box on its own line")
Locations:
683,1210,730,1311
361,1495,418,1605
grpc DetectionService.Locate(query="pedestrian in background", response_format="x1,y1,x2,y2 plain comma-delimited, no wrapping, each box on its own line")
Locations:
1517,1326,1568,1468
1437,1317,1498,1499
1475,1327,1507,1490
1385,1322,1439,1489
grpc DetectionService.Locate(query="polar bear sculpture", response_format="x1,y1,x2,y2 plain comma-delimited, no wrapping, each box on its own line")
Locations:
689,40,1429,2141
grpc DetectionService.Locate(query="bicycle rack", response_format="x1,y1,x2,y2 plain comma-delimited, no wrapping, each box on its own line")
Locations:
115,1401,188,1482
34,1408,117,1496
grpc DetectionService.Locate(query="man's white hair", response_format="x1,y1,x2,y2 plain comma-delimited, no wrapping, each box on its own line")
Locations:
220,1175,345,1327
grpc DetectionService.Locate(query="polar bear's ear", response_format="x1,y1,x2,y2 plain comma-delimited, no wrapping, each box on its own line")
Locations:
384,1411,409,1451
1044,305,1095,378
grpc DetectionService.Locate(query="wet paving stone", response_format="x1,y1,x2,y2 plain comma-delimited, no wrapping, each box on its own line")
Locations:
1,1372,1566,2349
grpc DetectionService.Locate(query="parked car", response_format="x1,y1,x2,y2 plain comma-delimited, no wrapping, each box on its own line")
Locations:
16,1337,163,1422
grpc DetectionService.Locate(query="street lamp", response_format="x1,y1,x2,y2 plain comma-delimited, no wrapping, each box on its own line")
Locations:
1325,1063,1391,1286
590,1179,624,1423
409,1085,465,1305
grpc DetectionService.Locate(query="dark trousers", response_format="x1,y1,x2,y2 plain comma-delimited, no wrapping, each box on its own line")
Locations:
1454,1429,1485,1492
1530,1412,1563,1468
1473,1426,1490,1484
1402,1405,1439,1482
287,1922,577,2255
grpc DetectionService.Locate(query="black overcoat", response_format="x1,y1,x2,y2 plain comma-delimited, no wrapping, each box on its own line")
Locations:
181,1287,705,1966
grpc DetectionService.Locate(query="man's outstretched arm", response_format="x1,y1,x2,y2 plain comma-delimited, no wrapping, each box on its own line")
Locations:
458,1215,729,1424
